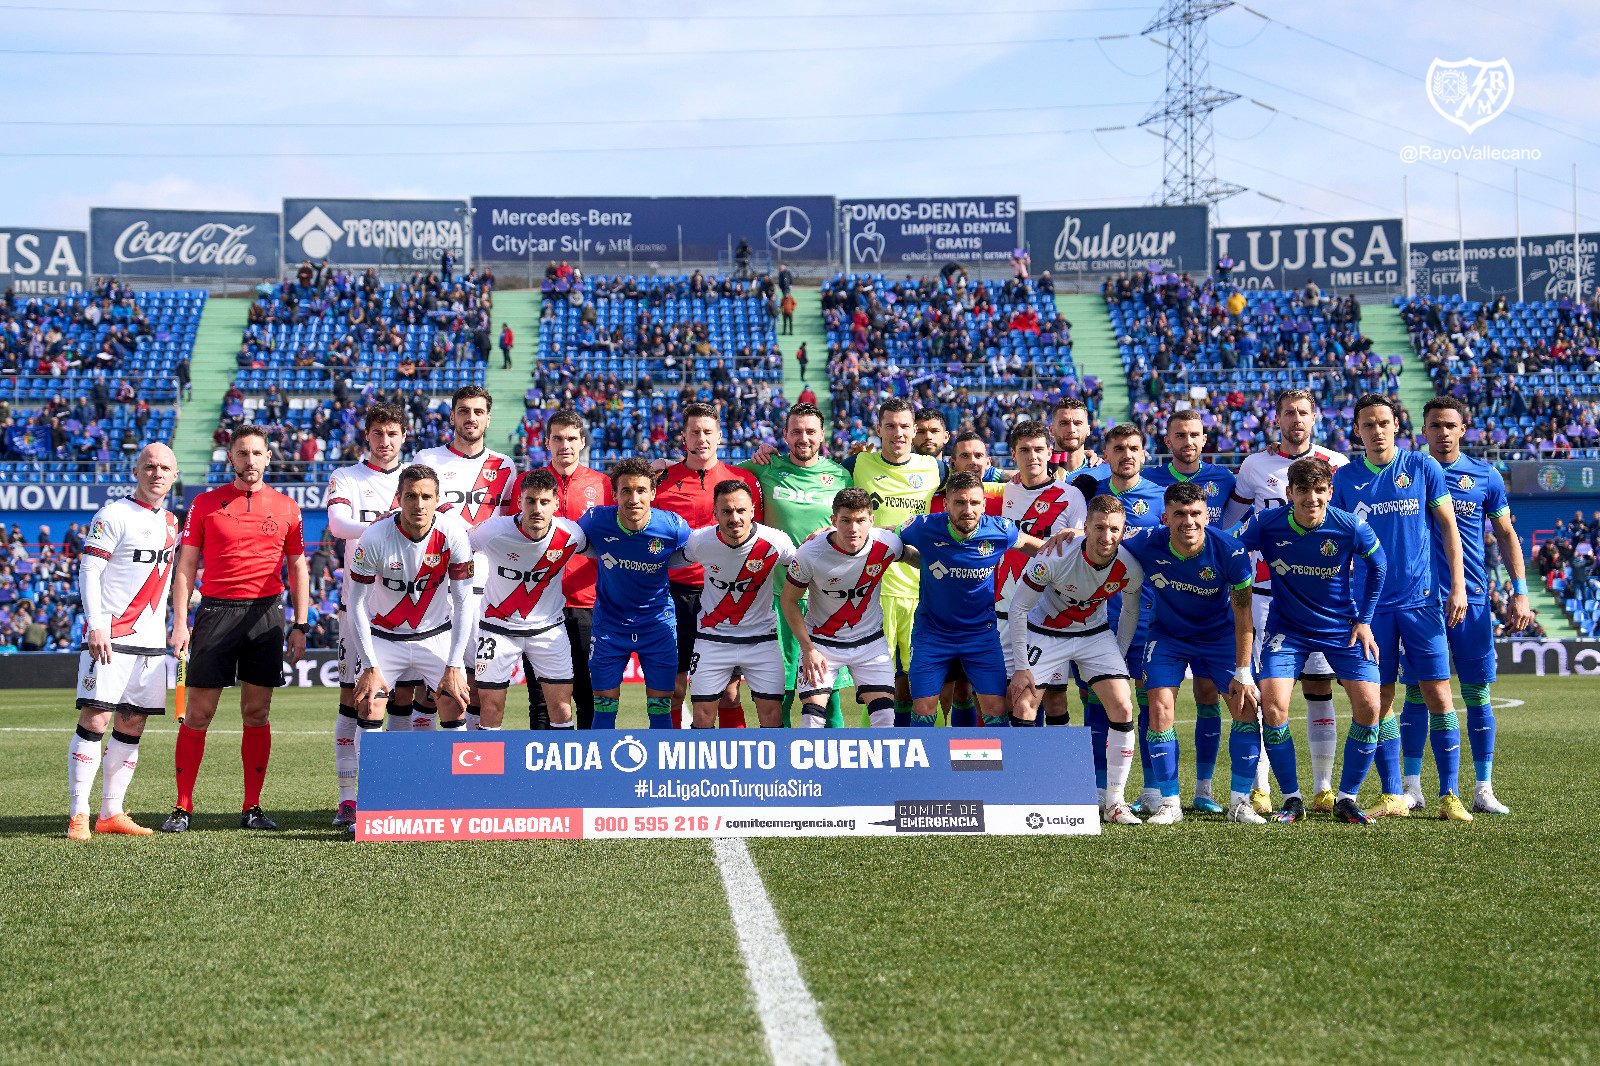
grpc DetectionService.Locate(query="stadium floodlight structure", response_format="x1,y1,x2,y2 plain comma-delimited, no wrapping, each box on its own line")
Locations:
1139,0,1245,210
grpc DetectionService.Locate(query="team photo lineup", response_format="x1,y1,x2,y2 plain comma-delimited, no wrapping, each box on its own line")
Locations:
68,378,1527,836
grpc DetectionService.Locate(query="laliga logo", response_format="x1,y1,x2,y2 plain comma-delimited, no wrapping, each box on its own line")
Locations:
1427,58,1513,134
766,206,812,253
288,207,343,259
852,220,885,263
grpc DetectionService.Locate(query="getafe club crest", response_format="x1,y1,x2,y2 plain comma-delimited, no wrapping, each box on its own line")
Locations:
1457,474,1474,490
1427,57,1514,134
647,537,664,555
1199,566,1217,581
1395,472,1413,490
975,542,995,557
1130,500,1150,517
1320,540,1339,557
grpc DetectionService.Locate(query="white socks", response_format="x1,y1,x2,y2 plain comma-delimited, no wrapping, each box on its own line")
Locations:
411,710,437,731
387,711,411,732
68,728,103,817
465,711,482,731
1306,693,1337,794
102,732,139,817
334,711,359,804
1105,723,1136,805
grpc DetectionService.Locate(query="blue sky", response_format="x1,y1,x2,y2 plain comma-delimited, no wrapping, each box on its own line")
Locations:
2,0,1597,243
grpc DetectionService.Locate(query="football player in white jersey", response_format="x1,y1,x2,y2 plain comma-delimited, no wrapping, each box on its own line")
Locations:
326,403,406,829
410,385,516,731
1221,388,1350,814
67,443,181,840
781,488,907,728
469,469,588,731
674,479,797,728
998,420,1086,727
1007,495,1145,824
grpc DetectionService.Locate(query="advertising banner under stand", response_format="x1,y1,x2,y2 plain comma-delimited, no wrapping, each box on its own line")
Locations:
0,227,87,295
354,728,1101,840
470,195,836,264
1212,217,1404,290
1023,204,1210,277
90,207,280,279
838,197,1020,266
282,198,468,268
1409,232,1600,302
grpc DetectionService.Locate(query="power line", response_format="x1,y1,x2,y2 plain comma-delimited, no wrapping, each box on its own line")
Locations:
0,31,1133,60
0,101,1147,131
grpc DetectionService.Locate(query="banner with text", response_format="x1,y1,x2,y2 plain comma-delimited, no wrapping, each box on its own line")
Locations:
1497,640,1600,676
470,196,836,264
355,728,1100,840
283,198,468,268
1408,232,1600,302
1213,217,1403,290
839,197,1019,266
1023,204,1209,276
0,227,87,295
90,207,280,279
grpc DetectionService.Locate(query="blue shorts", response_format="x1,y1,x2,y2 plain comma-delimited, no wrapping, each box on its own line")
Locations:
1260,629,1380,684
589,620,678,692
1402,599,1496,686
1372,600,1450,686
1143,634,1236,692
909,623,1007,700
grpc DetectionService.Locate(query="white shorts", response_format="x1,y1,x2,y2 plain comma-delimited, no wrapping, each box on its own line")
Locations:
75,648,167,716
801,633,893,699
338,610,359,687
1252,592,1332,677
473,621,573,688
690,635,784,702
357,627,453,694
1000,614,1016,678
1025,624,1130,689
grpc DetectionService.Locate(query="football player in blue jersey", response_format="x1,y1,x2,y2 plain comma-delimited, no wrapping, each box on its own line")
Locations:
1121,482,1258,823
1333,395,1469,820
1236,458,1387,825
1145,408,1240,812
898,472,1064,727
1077,424,1167,814
578,457,693,730
1411,397,1532,815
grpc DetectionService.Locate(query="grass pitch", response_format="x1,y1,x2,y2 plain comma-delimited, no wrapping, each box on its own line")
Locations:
2,678,1597,1064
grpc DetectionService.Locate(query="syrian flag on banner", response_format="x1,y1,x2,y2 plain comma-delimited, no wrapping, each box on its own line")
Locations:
949,737,1003,771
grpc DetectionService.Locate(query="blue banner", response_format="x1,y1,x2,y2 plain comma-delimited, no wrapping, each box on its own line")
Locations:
1409,232,1600,302
1213,217,1403,290
1023,204,1210,276
283,198,468,268
89,207,280,279
354,728,1100,840
838,197,1020,266
470,195,836,264
0,227,87,295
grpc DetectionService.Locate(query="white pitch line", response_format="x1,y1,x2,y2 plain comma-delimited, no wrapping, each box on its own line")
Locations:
712,837,841,1066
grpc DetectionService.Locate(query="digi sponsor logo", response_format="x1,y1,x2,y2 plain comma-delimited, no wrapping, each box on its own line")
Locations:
451,741,505,775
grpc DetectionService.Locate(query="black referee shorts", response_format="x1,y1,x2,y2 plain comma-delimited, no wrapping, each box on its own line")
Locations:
188,596,286,689
671,582,700,675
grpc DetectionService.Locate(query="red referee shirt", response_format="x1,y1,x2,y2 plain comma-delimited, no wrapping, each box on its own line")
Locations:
181,482,305,599
505,464,613,609
654,460,762,587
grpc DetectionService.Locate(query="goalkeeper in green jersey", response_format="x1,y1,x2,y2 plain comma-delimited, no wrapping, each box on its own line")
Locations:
742,402,853,726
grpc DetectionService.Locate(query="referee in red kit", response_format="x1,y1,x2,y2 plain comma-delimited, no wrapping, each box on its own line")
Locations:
162,426,310,832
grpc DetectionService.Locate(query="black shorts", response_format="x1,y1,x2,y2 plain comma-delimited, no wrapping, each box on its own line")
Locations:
671,582,700,674
188,596,286,690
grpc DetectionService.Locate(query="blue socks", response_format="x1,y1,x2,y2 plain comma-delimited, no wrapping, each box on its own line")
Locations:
950,701,978,728
1374,714,1403,794
647,696,673,729
1084,699,1109,790
1264,723,1299,797
1400,689,1428,778
1194,702,1222,787
1339,722,1381,797
893,699,912,728
909,713,937,727
1464,684,1495,784
1431,711,1462,796
1229,719,1261,798
1146,727,1179,799
592,695,620,730
981,713,1011,727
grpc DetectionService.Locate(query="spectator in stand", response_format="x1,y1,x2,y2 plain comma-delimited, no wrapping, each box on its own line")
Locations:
781,291,796,335
499,322,515,369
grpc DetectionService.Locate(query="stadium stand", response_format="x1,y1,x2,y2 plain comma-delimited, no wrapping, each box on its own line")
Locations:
527,268,789,463
822,270,1095,456
1401,293,1600,459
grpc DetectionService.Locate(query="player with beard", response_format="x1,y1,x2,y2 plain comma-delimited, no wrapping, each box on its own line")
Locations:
1048,397,1103,480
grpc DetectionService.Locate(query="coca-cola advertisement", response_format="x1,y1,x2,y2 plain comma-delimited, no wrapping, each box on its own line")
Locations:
89,206,280,279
